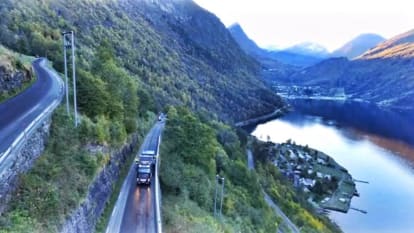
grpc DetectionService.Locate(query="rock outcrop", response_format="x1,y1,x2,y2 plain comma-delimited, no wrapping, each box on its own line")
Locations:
0,61,31,94
60,135,138,233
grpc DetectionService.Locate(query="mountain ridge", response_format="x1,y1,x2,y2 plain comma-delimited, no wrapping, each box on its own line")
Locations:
227,23,264,56
228,23,324,67
284,29,414,109
332,33,385,59
359,29,414,59
284,42,330,58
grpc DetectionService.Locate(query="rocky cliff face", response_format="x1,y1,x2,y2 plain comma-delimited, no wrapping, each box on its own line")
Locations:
0,60,31,94
60,136,138,233
0,117,51,214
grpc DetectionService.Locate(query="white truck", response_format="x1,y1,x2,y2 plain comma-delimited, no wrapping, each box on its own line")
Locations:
135,150,157,185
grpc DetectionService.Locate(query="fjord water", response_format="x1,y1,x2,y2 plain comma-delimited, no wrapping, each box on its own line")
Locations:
252,100,414,233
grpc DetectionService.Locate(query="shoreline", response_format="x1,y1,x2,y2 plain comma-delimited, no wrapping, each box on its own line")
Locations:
253,139,358,214
282,95,414,112
235,106,290,128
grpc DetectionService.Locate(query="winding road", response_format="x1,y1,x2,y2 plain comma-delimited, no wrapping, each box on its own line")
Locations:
106,121,164,233
0,58,63,175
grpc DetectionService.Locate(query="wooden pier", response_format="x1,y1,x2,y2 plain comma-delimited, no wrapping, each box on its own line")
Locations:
353,179,369,184
350,207,367,214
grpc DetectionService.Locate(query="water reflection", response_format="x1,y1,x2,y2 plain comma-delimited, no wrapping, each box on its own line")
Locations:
289,99,414,146
252,100,414,233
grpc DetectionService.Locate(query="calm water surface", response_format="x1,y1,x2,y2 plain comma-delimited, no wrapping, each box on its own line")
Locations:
252,100,414,233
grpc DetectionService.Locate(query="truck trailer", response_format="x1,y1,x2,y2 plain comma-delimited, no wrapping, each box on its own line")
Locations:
140,150,157,165
136,160,152,185
135,150,156,185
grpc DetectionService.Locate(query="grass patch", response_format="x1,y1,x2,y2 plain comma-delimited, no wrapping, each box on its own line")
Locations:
163,195,226,233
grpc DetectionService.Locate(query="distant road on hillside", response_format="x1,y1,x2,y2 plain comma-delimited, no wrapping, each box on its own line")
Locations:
247,149,301,233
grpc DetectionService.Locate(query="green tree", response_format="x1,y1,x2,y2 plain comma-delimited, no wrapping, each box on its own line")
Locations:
77,69,109,118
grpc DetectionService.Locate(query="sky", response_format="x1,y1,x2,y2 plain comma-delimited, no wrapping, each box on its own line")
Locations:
193,0,414,51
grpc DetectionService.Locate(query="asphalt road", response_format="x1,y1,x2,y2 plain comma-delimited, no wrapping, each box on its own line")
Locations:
0,58,62,174
106,121,164,233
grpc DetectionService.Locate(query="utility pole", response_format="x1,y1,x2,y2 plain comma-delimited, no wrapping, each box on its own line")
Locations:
71,31,78,127
214,175,218,217
62,32,70,115
213,175,225,220
62,31,78,127
219,176,225,220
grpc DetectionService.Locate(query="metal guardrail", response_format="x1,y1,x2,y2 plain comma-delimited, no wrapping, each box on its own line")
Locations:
0,59,64,177
154,134,162,233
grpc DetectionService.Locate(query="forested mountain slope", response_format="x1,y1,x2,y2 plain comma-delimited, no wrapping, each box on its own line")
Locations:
0,0,283,122
0,1,346,233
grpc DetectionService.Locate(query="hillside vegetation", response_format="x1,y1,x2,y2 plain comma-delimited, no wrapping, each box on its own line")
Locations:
0,42,157,232
0,0,288,232
0,0,283,123
161,107,278,233
160,107,341,233
0,1,345,232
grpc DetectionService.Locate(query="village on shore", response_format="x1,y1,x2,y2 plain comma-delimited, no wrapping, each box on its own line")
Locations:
260,139,359,213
